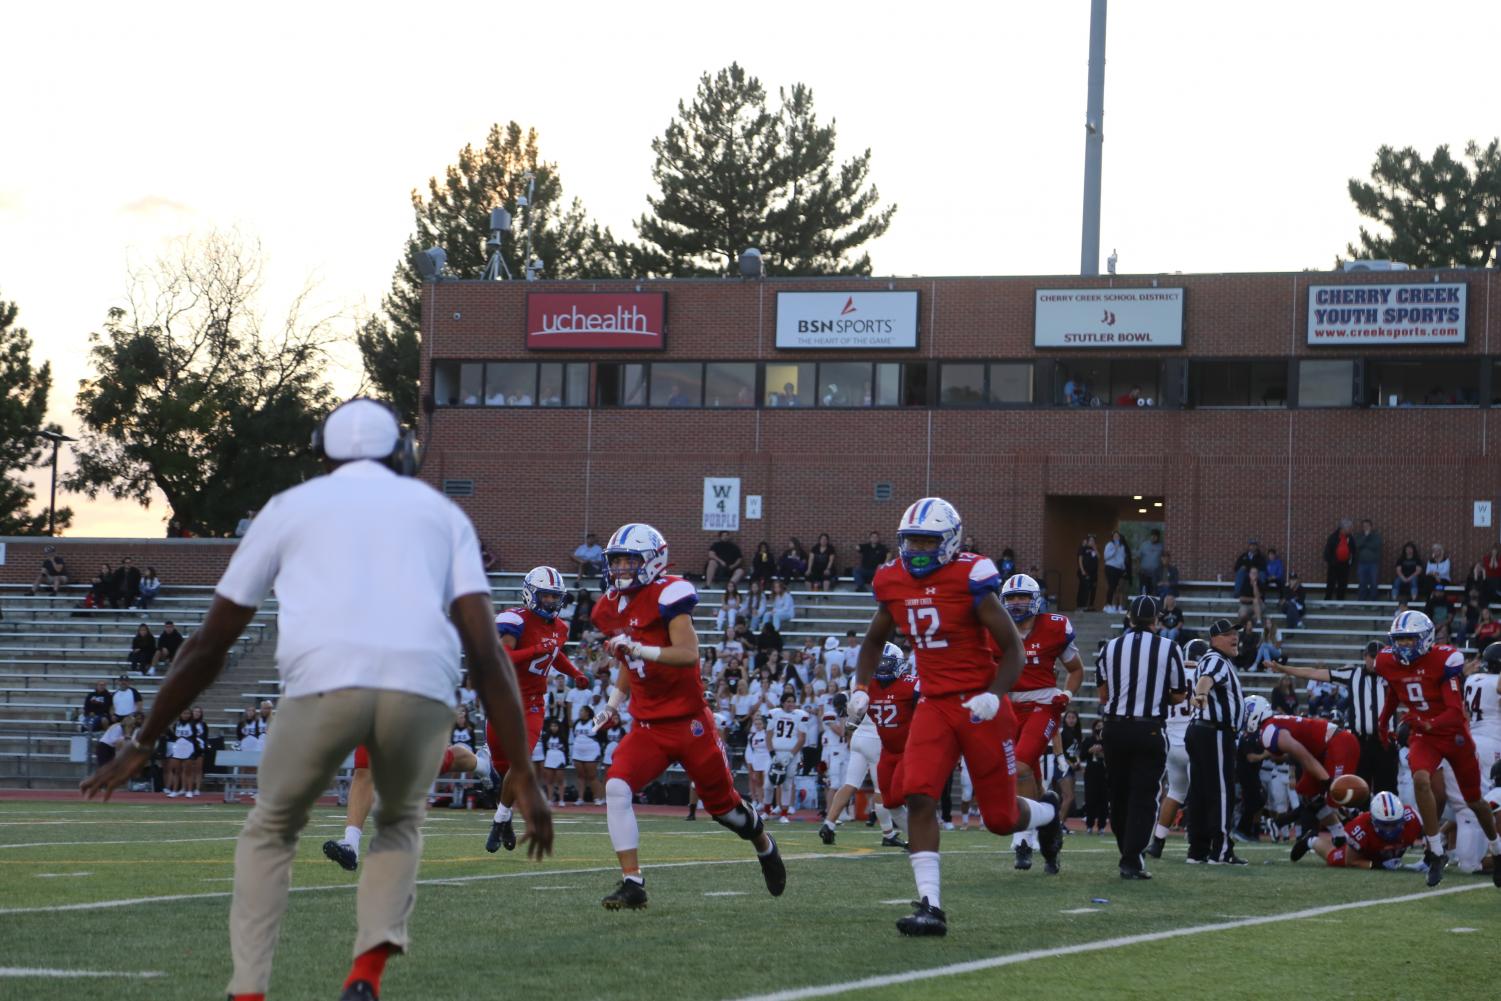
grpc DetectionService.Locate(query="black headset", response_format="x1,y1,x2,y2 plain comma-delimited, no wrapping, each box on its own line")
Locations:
310,397,422,477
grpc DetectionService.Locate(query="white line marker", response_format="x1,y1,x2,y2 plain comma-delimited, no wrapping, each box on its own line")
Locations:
879,899,911,905
1059,908,1099,914
0,967,165,979
34,872,92,879
532,886,580,890
0,835,241,850
705,891,746,897
727,884,1488,1001
1451,927,1479,933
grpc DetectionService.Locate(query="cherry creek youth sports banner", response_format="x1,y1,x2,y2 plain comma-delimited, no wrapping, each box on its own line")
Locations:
1306,283,1466,345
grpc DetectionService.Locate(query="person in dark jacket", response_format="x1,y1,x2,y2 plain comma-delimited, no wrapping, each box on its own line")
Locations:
82,680,113,732
117,557,143,608
127,624,157,673
748,542,777,585
1322,518,1355,601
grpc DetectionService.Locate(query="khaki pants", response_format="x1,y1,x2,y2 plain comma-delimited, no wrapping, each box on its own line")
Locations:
226,688,453,995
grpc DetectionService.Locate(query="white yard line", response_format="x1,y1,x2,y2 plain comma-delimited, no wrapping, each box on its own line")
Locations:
0,966,165,979
728,884,1489,1001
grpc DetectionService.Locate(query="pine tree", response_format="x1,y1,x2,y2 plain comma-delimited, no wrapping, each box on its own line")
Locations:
0,295,71,534
1346,139,1501,267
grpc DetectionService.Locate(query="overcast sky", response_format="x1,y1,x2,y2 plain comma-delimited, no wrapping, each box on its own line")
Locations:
5,0,1498,537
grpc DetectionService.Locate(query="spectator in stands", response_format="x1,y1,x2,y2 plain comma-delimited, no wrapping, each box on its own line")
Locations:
571,532,603,584
996,547,1017,580
1281,574,1307,629
478,541,497,573
770,579,796,629
187,705,209,797
1465,561,1489,600
95,714,138,770
1485,544,1501,603
1158,594,1183,641
87,563,117,610
150,620,184,675
111,674,141,721
1393,542,1422,601
235,707,259,746
778,538,809,582
1474,607,1501,651
540,718,568,805
1322,518,1355,601
136,567,162,609
570,706,603,804
1271,675,1299,715
127,623,157,673
1421,543,1452,598
1081,719,1109,833
1233,615,1260,671
705,531,746,586
1354,519,1383,601
745,580,767,631
1156,551,1180,598
1453,590,1481,649
852,531,888,591
714,582,742,632
1232,540,1266,599
1262,547,1285,599
82,680,112,733
1256,620,1285,671
1423,584,1454,636
117,556,142,608
235,509,257,537
31,546,70,595
569,587,594,641
1135,530,1163,596
1075,533,1099,610
806,533,838,594
754,619,783,668
745,541,774,586
1101,532,1126,613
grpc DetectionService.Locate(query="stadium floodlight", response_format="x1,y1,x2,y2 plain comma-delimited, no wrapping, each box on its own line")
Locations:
30,429,77,536
413,247,448,281
739,248,763,278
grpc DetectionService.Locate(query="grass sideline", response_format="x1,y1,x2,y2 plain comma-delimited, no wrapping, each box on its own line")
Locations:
0,801,1491,1001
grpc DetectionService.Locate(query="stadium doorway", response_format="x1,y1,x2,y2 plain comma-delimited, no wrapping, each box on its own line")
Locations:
1043,494,1166,611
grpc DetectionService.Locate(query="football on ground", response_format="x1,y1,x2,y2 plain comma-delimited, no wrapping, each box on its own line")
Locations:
1330,773,1370,809
0,801,1488,1001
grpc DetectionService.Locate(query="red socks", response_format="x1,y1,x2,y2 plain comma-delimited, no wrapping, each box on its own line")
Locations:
344,943,394,993
230,995,266,1001
440,748,456,773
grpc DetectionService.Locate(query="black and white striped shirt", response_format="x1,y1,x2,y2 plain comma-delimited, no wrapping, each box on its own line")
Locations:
1095,629,1187,720
1191,652,1244,730
1328,664,1388,737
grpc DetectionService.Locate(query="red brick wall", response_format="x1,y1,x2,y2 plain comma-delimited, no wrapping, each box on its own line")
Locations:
0,539,238,588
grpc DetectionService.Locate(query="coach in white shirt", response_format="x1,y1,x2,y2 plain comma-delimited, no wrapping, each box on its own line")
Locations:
82,398,552,1001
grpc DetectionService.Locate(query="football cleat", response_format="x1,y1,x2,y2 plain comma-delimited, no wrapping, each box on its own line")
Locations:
1424,850,1446,887
1037,791,1063,875
602,878,649,910
486,819,516,853
322,840,358,872
1013,843,1033,870
896,897,947,936
1210,853,1249,866
1146,835,1165,859
338,980,378,1001
881,831,909,850
686,804,697,821
1120,867,1153,880
1184,855,1207,865
758,836,787,897
818,823,836,845
1289,833,1312,863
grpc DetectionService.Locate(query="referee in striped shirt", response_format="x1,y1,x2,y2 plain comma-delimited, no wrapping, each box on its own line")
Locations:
1270,640,1394,793
1185,619,1246,865
1096,594,1187,879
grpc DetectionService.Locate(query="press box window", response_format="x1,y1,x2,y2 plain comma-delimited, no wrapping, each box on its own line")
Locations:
989,363,1033,404
1297,360,1355,407
538,363,589,407
765,363,815,407
818,362,873,407
704,363,756,407
596,363,648,407
484,363,537,406
1191,361,1287,407
939,364,985,405
1363,359,1479,407
650,363,704,407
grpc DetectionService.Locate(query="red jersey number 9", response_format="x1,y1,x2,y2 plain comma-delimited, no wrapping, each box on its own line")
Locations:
906,607,949,650
1404,681,1429,712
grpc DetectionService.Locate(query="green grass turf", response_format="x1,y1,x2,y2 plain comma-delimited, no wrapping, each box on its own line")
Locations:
0,801,1491,1001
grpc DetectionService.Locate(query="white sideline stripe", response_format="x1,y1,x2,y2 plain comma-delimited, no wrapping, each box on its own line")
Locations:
0,967,165,979
0,851,852,915
0,835,242,849
1059,907,1100,914
729,883,1488,1001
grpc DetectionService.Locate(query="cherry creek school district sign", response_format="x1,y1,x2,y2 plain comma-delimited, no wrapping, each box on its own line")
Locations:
1306,283,1466,346
1034,288,1185,348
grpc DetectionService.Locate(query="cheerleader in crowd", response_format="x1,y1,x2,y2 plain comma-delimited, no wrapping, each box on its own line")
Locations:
570,705,604,804
165,708,195,797
541,718,568,806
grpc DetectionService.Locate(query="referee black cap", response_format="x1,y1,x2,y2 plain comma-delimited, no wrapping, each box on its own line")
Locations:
1364,640,1383,658
1127,594,1159,623
1207,618,1238,638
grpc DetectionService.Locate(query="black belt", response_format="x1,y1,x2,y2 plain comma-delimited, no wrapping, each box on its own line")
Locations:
1189,720,1234,733
1103,715,1164,723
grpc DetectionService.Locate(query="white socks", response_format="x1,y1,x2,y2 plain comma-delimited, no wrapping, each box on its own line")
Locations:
1426,833,1446,854
343,826,362,858
910,851,940,907
875,801,894,832
1021,798,1055,829
605,778,640,853
492,802,513,824
1011,829,1039,849
1153,822,1170,840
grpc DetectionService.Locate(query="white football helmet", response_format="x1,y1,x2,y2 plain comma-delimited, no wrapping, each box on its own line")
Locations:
521,565,567,620
1369,790,1405,839
874,641,908,683
896,497,963,578
603,523,669,592
1001,573,1043,622
1241,694,1272,735
1388,610,1435,665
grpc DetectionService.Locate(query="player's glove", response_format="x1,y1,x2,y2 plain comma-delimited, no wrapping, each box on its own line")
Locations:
591,705,620,735
961,692,1000,721
1049,690,1073,710
606,634,634,657
846,689,870,724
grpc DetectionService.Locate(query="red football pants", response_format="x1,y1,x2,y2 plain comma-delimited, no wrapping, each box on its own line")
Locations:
486,704,546,774
1294,729,1360,807
878,749,907,806
1408,729,1483,802
900,694,1020,834
1012,700,1062,775
607,707,741,815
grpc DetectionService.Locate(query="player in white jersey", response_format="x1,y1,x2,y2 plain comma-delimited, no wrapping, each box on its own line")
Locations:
745,715,772,815
820,698,849,796
1447,645,1501,871
1148,639,1206,858
767,692,809,822
818,642,906,847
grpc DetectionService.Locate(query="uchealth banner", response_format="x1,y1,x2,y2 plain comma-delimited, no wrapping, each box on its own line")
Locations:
1306,283,1466,345
526,292,667,350
1034,288,1184,348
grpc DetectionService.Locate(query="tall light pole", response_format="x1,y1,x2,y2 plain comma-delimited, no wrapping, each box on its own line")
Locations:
1080,0,1108,275
32,430,76,537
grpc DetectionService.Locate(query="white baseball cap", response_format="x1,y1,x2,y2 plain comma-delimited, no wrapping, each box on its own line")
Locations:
322,399,399,461
824,636,839,651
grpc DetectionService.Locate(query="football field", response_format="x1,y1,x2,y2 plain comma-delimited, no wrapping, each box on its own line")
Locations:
0,800,1491,1001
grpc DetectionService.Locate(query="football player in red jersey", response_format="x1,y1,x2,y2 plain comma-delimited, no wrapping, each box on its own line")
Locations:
852,497,1062,937
867,642,920,825
482,566,590,853
588,523,786,910
1300,791,1424,870
1375,610,1501,887
323,740,481,871
999,573,1083,873
1240,695,1360,856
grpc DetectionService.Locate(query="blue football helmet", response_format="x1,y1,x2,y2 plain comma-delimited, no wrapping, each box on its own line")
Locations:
1241,694,1272,736
1001,573,1043,623
1369,790,1406,840
874,641,907,683
1388,610,1435,665
521,565,567,620
896,497,962,578
603,523,669,592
